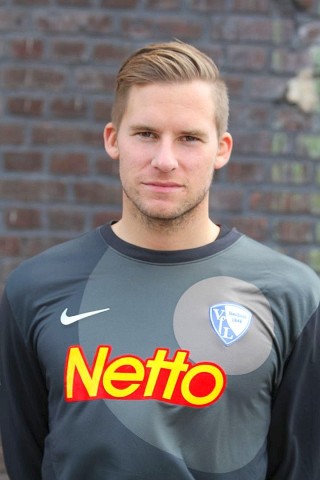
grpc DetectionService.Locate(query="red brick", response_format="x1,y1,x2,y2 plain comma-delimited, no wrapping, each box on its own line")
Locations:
35,11,113,34
92,43,131,63
210,189,244,213
250,192,310,214
144,0,180,9
0,237,21,256
0,259,23,294
288,249,309,266
74,68,115,93
50,152,89,175
293,0,314,10
92,210,122,228
73,182,122,205
50,97,88,118
56,0,91,5
311,194,320,214
210,16,270,41
93,100,112,122
272,48,309,73
227,45,267,71
0,10,26,31
273,107,312,131
100,0,139,7
0,124,25,145
249,76,287,100
306,250,320,275
211,16,294,43
189,0,226,12
156,17,203,39
297,135,320,160
272,18,296,43
2,68,26,87
32,124,102,147
4,151,43,172
7,97,44,116
223,75,245,97
5,208,42,230
121,16,202,40
225,163,266,183
52,40,86,60
0,39,4,59
229,104,270,128
10,38,44,59
274,220,314,243
200,45,225,68
13,0,49,4
21,236,70,257
231,0,270,12
95,157,119,177
271,162,311,184
271,133,290,155
48,209,85,231
3,67,66,89
232,132,272,154
227,216,269,241
32,68,66,89
0,180,66,202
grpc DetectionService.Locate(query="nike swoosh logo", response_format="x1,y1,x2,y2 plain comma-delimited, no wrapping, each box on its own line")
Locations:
60,307,110,325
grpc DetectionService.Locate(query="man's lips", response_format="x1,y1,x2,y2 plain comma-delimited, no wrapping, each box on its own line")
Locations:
142,181,183,192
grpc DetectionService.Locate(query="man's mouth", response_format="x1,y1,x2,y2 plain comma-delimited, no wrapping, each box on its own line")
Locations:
143,181,183,192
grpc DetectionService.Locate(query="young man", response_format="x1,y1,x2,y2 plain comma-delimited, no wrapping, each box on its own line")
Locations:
0,41,319,479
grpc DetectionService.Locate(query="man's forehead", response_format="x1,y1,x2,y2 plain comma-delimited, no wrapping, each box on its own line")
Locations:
124,82,215,118
127,81,212,106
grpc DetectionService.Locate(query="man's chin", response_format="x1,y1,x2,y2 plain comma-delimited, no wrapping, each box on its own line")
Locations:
137,206,199,228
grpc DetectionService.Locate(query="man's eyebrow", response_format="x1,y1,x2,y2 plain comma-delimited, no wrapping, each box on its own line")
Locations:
181,129,206,136
129,124,156,132
129,125,208,138
180,129,209,140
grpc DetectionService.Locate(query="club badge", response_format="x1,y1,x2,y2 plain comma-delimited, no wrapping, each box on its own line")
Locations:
209,303,252,346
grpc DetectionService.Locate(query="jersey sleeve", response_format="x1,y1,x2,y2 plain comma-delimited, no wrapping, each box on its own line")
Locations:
0,290,48,479
267,304,320,479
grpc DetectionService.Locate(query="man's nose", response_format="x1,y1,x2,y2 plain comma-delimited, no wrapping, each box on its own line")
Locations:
151,140,178,172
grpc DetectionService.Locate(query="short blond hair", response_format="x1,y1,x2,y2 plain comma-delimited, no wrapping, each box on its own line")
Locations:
112,41,229,137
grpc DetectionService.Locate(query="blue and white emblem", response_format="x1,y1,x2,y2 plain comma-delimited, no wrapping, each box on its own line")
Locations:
209,303,252,346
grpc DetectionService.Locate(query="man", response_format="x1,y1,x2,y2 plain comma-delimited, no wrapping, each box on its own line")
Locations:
0,41,319,479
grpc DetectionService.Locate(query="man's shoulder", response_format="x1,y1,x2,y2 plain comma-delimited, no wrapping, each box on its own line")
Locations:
238,234,320,300
5,228,105,296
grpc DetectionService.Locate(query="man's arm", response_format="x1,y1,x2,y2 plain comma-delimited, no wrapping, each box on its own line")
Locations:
267,305,320,479
0,291,48,479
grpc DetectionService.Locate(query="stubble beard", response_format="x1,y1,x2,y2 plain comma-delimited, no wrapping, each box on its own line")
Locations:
122,182,212,234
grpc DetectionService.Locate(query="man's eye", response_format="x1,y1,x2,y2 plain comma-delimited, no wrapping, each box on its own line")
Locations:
138,131,155,139
182,135,199,142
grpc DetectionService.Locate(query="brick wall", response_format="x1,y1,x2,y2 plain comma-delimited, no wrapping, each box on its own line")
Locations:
0,0,319,476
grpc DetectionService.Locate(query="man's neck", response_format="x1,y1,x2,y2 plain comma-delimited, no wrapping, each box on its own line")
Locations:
111,216,220,251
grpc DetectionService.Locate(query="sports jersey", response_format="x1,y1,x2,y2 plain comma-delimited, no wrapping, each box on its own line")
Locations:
0,224,320,479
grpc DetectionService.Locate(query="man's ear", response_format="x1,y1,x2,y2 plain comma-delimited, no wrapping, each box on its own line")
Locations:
104,122,119,160
214,132,233,170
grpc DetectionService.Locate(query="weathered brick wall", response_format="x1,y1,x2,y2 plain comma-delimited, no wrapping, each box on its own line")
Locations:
0,0,319,476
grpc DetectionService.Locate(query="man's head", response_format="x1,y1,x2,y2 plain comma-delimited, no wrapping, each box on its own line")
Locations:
112,41,229,138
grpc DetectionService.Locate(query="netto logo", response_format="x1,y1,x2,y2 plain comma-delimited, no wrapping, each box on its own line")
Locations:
65,345,227,408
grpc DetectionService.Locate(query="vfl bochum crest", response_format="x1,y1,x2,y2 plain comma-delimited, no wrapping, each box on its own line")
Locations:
209,303,252,346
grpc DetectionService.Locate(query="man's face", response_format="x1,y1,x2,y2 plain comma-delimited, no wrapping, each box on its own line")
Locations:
104,80,232,225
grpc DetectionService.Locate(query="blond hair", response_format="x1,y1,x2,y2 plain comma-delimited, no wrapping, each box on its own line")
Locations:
112,41,229,137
